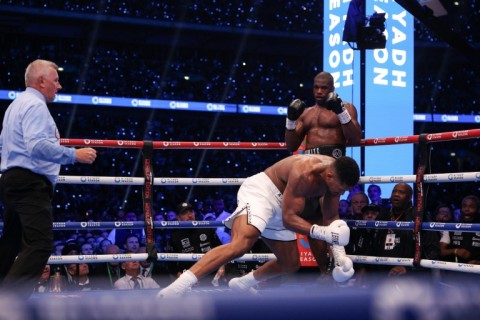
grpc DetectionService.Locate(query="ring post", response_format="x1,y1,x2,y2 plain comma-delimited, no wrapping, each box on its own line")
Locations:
413,133,428,267
142,140,157,262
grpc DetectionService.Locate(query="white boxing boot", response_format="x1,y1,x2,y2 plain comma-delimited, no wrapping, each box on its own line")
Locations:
156,270,197,298
228,271,259,295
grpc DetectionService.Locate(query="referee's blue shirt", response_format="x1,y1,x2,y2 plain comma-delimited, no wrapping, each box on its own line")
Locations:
0,87,76,185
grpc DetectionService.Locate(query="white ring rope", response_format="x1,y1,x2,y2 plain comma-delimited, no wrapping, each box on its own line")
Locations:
0,220,475,232
47,253,275,264
18,171,476,185
46,253,480,274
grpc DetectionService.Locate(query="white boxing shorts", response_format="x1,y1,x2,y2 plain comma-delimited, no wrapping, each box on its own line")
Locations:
224,172,296,241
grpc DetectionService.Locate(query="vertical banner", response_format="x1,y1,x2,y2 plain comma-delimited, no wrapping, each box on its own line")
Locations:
296,234,318,267
364,0,414,197
323,0,362,162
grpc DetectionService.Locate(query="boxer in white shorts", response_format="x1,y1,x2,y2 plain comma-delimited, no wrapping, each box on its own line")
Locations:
158,154,360,297
224,172,296,241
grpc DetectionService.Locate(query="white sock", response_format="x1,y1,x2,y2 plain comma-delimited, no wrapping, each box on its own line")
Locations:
167,270,198,292
242,271,260,287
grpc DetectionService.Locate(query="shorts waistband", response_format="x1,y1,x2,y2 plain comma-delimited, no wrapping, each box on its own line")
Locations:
256,172,283,200
304,145,345,158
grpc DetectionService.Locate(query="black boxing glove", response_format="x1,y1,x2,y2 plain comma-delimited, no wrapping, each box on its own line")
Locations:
325,92,344,114
325,92,351,125
286,99,305,130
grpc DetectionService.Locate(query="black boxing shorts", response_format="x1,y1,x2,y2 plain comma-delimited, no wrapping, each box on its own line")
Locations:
304,145,346,159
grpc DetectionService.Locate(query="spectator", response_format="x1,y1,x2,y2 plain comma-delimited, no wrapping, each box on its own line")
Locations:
373,183,440,277
338,199,352,219
166,202,224,286
350,192,369,220
212,197,232,244
92,244,123,290
347,204,380,287
440,195,480,265
107,211,146,247
138,246,171,287
114,259,160,290
123,234,141,254
367,184,390,209
34,264,52,293
97,239,113,255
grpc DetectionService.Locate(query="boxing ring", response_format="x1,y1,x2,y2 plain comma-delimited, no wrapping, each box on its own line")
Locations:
1,129,480,319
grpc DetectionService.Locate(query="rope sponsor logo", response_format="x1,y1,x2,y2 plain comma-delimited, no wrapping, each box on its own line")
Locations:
394,136,409,143
430,260,446,265
80,222,102,228
83,139,105,145
426,133,443,141
375,257,389,262
160,221,180,226
475,115,480,123
57,176,66,182
448,173,464,181
396,222,410,228
193,142,212,146
191,254,201,260
79,255,98,261
116,140,138,146
373,138,387,144
396,258,411,263
161,142,182,146
80,176,101,183
354,256,368,262
53,222,67,228
114,177,134,183
159,254,178,260
389,176,404,182
252,254,271,262
222,142,241,146
458,263,474,269
192,178,210,184
424,174,438,182
375,221,389,228
114,221,135,227
455,223,473,230
369,176,383,183
160,178,179,184
113,254,133,260
191,221,211,226
452,130,469,138
355,221,368,227
222,178,241,183
429,222,445,228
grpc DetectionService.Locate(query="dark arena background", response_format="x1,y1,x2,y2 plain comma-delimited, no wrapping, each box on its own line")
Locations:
0,1,479,319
